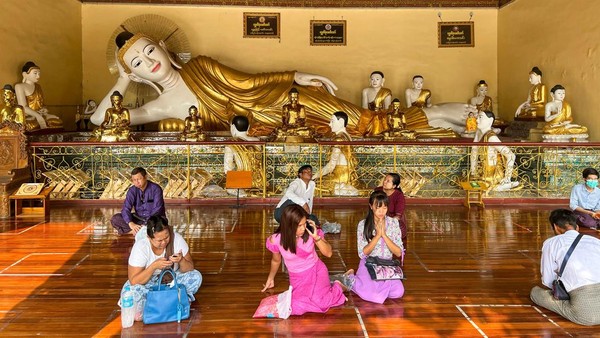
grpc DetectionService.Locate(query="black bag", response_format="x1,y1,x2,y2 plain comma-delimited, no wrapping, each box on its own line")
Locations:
552,233,583,301
365,256,404,281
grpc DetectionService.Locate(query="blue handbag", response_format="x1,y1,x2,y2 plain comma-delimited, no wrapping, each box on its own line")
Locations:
143,269,191,324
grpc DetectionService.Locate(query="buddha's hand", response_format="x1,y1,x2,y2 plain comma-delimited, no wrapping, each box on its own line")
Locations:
294,72,338,96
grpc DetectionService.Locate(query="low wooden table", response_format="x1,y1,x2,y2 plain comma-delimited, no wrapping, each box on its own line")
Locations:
9,187,52,218
459,181,488,209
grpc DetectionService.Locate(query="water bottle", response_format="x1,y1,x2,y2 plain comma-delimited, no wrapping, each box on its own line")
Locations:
121,286,135,328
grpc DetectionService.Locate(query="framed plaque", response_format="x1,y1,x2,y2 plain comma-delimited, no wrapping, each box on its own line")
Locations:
310,20,346,46
438,22,474,48
243,13,280,38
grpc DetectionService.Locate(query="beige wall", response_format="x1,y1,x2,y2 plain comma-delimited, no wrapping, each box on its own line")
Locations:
498,0,600,139
81,5,497,118
0,0,82,128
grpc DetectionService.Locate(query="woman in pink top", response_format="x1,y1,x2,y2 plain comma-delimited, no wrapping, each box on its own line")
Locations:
262,204,346,315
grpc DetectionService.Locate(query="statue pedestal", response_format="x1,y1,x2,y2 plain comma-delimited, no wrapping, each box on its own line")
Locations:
505,120,545,140
542,133,589,143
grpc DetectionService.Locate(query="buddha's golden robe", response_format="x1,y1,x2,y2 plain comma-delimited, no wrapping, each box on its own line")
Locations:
518,83,546,118
403,89,431,130
475,96,493,112
0,104,25,125
25,84,63,128
318,132,359,194
179,56,365,132
542,101,587,135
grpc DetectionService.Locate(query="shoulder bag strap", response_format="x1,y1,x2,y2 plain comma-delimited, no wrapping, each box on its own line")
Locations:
557,233,584,278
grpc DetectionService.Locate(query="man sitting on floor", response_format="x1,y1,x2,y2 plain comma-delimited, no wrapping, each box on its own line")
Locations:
111,167,165,236
569,167,600,229
530,209,600,326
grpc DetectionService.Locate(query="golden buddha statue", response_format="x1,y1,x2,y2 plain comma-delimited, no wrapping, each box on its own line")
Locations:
464,112,477,133
515,67,546,119
91,91,132,142
14,61,63,130
542,85,588,141
470,111,519,193
224,116,264,197
313,112,361,196
180,105,206,141
382,98,416,140
358,71,391,135
1,84,26,126
273,88,316,141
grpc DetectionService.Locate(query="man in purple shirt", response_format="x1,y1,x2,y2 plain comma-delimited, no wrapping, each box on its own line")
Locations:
111,167,165,235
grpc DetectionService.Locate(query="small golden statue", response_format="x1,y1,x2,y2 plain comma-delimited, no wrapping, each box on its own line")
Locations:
273,88,315,142
179,105,206,141
542,84,588,142
1,84,26,126
515,66,546,119
91,91,132,142
14,61,63,130
382,98,416,140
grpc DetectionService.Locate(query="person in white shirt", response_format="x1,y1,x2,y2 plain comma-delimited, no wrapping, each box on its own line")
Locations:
274,165,319,225
530,209,600,326
569,167,600,229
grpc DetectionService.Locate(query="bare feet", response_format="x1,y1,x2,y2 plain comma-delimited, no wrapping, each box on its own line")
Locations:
344,269,354,276
334,280,349,292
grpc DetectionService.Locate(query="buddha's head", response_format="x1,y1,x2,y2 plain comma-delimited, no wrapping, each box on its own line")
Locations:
188,105,199,117
231,115,250,136
2,84,16,105
550,84,566,102
288,88,299,103
116,31,172,82
529,67,542,85
476,80,488,96
476,110,495,131
330,111,348,133
391,98,401,110
370,71,385,89
110,91,123,108
412,75,424,90
21,61,40,83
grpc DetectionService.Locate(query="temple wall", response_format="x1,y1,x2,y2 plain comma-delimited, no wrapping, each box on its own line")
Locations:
81,5,497,119
0,0,82,128
498,0,600,139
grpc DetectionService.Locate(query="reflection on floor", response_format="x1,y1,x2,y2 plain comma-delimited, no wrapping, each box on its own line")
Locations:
0,204,598,337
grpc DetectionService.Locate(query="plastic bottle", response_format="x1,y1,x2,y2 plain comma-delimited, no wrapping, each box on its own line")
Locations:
121,286,135,328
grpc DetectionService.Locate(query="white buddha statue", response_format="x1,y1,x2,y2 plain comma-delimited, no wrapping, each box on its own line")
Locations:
541,84,588,142
360,71,391,135
14,61,63,130
313,112,360,196
515,66,546,119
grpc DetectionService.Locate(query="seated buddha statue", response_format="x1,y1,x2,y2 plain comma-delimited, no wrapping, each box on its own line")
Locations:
180,105,206,141
515,67,546,119
470,111,519,193
470,80,493,112
14,61,63,130
383,98,415,140
224,116,264,197
91,91,132,142
273,88,316,141
313,111,360,196
542,84,588,141
359,71,391,135
0,84,26,126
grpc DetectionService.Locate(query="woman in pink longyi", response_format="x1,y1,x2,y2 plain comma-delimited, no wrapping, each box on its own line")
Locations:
261,204,346,315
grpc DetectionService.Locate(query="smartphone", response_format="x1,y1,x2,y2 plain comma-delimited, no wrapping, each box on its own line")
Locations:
306,222,314,233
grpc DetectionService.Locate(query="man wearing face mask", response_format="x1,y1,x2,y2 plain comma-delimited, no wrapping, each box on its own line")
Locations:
569,168,600,230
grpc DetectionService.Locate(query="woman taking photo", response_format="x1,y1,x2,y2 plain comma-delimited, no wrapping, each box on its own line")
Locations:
375,173,407,248
347,190,404,304
121,215,202,319
262,204,346,315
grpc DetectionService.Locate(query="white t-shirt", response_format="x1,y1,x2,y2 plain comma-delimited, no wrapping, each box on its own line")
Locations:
129,231,189,276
